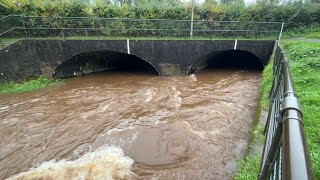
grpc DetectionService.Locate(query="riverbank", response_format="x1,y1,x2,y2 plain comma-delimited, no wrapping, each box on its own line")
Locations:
234,39,320,179
0,76,62,94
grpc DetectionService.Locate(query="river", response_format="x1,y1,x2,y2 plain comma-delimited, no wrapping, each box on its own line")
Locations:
0,69,261,179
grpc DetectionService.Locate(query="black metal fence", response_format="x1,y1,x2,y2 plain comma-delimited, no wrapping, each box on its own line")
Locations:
258,44,314,180
0,15,283,40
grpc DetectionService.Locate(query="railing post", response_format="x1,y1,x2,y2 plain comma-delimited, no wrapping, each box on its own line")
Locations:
61,28,65,40
157,20,160,39
278,22,284,45
190,5,194,39
21,15,29,38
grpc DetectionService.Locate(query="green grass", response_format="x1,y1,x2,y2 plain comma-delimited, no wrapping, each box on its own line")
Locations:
283,24,320,39
0,76,62,94
283,31,320,39
0,38,21,49
235,155,261,180
234,40,320,179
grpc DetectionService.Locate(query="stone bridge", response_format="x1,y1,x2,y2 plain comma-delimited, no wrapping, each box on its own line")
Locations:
0,39,275,82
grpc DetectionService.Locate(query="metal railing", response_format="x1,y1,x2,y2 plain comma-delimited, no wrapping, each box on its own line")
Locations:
258,44,314,180
0,15,27,37
0,15,283,41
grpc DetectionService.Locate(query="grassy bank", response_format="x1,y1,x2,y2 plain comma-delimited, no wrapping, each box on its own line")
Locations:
0,76,62,94
283,23,320,39
234,40,320,179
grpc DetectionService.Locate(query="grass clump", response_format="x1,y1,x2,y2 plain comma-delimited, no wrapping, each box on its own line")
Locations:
234,155,261,180
259,61,273,110
0,76,62,94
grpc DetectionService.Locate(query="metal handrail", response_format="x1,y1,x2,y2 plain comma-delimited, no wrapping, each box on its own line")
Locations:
0,14,22,21
21,27,281,33
0,15,25,35
0,15,283,40
23,15,282,24
258,44,314,180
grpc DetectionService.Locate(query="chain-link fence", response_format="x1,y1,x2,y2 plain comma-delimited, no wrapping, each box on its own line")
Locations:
1,15,283,41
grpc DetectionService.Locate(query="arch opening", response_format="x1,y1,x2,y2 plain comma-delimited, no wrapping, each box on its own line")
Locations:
187,50,264,74
54,51,159,78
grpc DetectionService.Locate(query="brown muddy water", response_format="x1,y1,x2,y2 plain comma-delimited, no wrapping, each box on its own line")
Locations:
0,69,261,179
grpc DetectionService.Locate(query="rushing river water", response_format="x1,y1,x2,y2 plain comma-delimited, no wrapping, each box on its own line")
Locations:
0,69,261,179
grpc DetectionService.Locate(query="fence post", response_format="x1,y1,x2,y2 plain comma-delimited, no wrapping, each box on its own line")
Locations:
190,6,194,39
278,22,284,45
21,15,29,38
61,29,65,40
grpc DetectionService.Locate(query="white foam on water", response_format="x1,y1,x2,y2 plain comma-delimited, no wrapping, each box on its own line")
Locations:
145,88,154,103
0,105,9,113
128,131,140,143
29,98,42,103
7,145,135,180
98,101,114,113
183,120,208,139
171,86,181,110
189,74,197,82
12,101,26,107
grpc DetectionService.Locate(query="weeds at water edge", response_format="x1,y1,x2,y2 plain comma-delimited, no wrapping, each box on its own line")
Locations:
0,76,62,94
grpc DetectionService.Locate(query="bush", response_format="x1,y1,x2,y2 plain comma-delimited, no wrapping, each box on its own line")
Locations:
1,1,319,31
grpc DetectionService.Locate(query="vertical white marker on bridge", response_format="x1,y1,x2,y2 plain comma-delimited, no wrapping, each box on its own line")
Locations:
127,39,130,54
234,39,237,50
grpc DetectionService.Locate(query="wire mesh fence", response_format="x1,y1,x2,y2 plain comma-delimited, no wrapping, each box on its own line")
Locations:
0,15,283,41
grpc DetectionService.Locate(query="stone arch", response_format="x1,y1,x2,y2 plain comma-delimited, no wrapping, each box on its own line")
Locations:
187,50,264,75
53,50,160,78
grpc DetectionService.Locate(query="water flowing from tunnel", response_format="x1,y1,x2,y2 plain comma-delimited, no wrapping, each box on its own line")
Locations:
0,69,261,179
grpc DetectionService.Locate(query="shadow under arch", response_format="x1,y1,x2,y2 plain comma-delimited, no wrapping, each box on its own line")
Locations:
187,50,264,75
54,50,160,78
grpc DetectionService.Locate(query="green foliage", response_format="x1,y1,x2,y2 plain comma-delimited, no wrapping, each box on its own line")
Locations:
283,23,320,38
260,61,273,110
0,76,62,94
1,1,320,31
0,0,18,16
234,155,261,180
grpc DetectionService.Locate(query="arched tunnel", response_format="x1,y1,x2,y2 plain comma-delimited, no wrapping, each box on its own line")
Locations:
187,50,264,74
54,51,159,78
